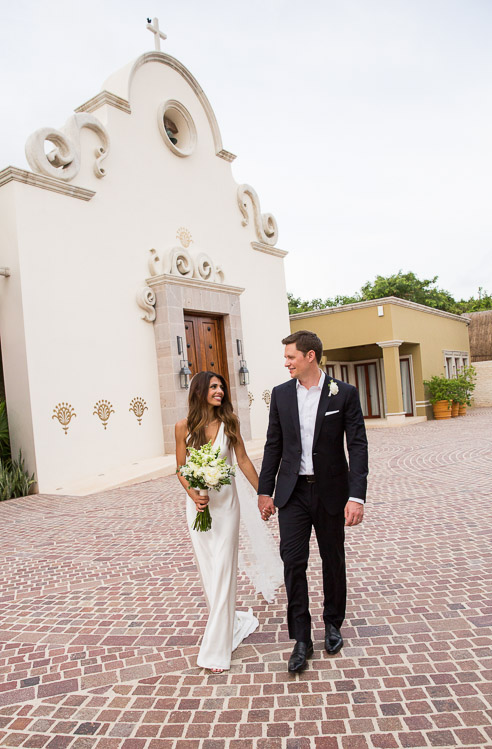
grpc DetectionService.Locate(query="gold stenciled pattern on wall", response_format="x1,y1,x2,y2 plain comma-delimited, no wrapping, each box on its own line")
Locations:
262,390,271,410
176,227,193,248
129,397,148,425
52,399,150,431
52,402,77,434
93,399,115,430
248,391,254,408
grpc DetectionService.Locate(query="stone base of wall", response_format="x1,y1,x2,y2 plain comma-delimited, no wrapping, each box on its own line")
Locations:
472,360,492,407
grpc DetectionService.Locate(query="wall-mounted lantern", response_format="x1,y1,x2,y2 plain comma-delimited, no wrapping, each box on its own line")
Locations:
236,339,250,386
177,336,192,389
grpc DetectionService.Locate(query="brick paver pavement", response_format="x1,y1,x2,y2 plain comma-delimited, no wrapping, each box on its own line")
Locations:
1,408,491,749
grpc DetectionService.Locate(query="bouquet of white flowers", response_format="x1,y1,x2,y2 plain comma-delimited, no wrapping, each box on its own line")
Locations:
178,440,236,531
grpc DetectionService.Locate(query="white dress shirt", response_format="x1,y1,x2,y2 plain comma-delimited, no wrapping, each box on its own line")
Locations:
297,370,325,475
297,370,364,506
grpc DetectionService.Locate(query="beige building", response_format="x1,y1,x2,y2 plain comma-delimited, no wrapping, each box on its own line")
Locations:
290,297,470,424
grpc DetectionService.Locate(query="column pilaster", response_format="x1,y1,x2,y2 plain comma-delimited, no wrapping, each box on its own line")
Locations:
377,340,405,424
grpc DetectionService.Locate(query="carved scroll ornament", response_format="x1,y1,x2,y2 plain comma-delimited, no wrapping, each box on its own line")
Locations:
25,113,110,182
137,286,156,322
194,252,216,282
148,248,161,277
165,247,194,278
150,247,224,283
237,184,278,246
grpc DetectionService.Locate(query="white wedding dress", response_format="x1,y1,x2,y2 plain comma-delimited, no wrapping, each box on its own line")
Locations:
186,422,260,670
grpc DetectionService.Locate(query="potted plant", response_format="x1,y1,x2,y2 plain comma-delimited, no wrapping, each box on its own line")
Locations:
457,365,476,415
447,378,460,417
423,375,453,419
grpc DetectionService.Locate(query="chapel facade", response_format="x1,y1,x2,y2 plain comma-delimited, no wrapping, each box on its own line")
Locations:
0,26,290,493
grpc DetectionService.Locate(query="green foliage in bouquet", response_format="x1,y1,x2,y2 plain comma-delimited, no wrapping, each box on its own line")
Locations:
191,503,212,532
178,440,236,532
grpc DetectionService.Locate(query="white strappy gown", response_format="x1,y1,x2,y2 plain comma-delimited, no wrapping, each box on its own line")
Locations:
186,423,259,670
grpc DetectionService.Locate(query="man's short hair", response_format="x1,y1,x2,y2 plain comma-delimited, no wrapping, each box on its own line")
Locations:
282,330,323,364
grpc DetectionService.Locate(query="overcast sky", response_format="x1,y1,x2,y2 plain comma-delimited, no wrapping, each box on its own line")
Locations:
1,0,491,301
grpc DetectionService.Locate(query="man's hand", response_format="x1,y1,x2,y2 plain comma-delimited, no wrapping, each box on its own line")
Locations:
258,494,276,521
344,500,364,526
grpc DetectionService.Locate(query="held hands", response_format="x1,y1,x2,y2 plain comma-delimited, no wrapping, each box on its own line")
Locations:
344,500,364,527
189,488,209,512
258,494,276,522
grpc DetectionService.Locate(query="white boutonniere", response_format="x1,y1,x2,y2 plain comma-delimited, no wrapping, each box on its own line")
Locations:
328,379,339,397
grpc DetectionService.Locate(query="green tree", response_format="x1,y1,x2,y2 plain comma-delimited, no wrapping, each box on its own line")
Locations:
359,271,458,312
288,272,492,316
455,287,492,313
288,292,360,315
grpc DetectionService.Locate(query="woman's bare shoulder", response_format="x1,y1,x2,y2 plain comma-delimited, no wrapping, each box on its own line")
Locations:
175,418,188,436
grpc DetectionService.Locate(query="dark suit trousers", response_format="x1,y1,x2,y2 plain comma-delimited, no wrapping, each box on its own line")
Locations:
278,477,346,642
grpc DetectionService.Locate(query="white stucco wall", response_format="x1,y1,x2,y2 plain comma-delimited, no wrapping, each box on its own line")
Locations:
0,53,290,493
0,183,37,477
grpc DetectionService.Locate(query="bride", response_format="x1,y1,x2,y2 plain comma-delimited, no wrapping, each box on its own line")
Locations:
175,371,281,673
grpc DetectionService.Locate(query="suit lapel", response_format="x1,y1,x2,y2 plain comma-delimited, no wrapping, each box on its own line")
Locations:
313,376,330,448
288,378,301,445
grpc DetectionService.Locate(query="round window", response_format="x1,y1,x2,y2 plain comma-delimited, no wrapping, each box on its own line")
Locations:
157,100,196,157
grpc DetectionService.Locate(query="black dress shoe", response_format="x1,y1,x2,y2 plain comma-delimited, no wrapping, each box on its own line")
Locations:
325,624,343,655
288,640,314,673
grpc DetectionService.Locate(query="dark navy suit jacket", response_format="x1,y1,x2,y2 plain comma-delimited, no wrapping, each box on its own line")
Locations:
258,376,369,514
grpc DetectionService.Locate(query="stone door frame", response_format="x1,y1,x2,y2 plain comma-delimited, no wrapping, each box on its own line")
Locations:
147,273,251,454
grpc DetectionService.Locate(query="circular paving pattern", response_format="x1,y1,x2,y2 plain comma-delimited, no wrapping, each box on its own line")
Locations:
0,409,491,748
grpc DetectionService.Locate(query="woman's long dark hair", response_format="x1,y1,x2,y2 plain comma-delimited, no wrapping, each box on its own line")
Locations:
187,371,239,449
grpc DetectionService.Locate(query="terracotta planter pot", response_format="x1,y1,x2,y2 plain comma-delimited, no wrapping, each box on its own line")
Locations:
458,404,467,416
432,400,451,420
451,401,459,417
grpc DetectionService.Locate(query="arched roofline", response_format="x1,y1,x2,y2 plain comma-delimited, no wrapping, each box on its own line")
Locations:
103,52,233,159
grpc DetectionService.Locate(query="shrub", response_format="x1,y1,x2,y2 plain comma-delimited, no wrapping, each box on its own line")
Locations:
0,451,35,501
458,365,477,406
0,400,10,463
446,377,463,404
423,375,454,405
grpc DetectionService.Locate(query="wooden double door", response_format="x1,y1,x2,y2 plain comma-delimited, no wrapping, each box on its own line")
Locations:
184,313,229,386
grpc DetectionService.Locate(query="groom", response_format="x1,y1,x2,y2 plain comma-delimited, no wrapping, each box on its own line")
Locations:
258,330,368,673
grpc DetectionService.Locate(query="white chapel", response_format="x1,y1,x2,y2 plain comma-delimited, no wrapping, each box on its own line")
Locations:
0,20,290,494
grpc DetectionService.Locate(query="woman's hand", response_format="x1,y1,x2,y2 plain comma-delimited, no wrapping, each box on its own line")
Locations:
189,488,209,512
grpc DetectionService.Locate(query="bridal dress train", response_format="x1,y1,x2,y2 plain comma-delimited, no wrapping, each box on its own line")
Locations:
186,422,282,670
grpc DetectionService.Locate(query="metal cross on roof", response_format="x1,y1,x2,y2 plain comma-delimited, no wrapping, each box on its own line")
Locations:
146,17,167,51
